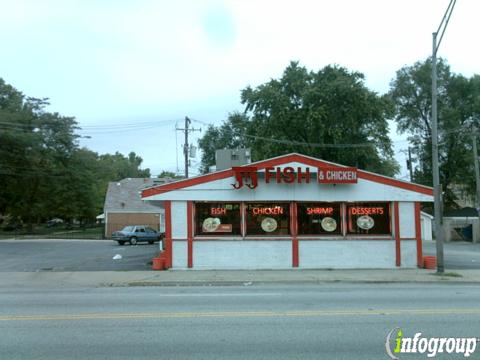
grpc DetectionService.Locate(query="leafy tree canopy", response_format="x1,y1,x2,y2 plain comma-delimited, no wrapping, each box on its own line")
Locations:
0,78,150,225
157,171,184,179
199,62,399,176
389,58,480,209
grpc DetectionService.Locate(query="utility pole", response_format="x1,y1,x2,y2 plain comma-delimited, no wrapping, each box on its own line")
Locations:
407,147,414,182
184,116,189,178
176,116,201,178
431,30,444,273
473,133,480,242
431,0,456,273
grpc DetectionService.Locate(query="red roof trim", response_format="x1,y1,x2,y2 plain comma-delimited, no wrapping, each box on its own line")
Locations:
141,169,235,198
141,153,433,198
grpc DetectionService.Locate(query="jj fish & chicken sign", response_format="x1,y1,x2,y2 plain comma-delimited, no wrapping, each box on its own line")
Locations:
232,166,357,189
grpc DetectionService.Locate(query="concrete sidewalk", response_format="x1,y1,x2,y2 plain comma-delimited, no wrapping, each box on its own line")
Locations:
1,268,480,288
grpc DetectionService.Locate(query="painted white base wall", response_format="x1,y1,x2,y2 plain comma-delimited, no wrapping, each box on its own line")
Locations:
173,241,188,268
299,240,417,269
191,241,292,270
400,241,418,268
171,240,418,269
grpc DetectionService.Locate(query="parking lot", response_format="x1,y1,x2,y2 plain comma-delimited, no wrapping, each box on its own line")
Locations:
1,239,480,272
423,240,480,269
0,240,160,272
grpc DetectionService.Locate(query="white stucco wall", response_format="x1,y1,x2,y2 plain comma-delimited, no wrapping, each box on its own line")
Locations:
172,240,188,268
401,241,417,268
171,201,187,239
299,240,416,269
190,241,292,269
169,239,419,269
399,202,415,239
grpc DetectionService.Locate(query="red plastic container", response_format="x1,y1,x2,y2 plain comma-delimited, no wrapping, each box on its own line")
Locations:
423,256,437,269
152,257,165,270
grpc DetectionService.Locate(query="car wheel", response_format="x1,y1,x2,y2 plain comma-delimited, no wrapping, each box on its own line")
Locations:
118,241,125,246
129,237,138,245
148,241,154,244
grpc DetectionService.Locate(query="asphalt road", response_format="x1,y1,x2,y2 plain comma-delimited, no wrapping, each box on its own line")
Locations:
0,283,479,360
0,240,159,271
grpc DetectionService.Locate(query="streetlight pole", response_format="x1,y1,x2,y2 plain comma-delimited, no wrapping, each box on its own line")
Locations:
473,133,480,243
431,0,456,274
431,31,444,273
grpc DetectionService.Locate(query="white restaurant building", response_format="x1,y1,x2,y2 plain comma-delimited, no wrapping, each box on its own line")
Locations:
141,153,433,270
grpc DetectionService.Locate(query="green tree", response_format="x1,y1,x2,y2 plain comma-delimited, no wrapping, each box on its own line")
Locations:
47,148,101,222
199,62,398,176
389,59,480,208
98,151,150,181
0,79,80,227
0,78,151,226
198,112,249,173
157,171,183,179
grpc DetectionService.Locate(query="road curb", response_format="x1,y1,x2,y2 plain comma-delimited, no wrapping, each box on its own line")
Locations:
115,278,480,287
2,269,480,289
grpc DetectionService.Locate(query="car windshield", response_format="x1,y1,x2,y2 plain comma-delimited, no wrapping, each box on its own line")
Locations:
121,226,135,232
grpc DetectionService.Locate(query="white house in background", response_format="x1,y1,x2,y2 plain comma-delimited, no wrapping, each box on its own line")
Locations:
96,213,105,224
420,211,433,241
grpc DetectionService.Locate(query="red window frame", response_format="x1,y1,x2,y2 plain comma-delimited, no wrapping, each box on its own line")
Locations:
192,201,394,240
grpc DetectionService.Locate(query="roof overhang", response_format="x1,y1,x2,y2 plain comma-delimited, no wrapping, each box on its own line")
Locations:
142,153,433,199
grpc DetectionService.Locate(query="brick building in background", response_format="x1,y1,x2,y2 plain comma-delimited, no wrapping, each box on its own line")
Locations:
103,178,172,238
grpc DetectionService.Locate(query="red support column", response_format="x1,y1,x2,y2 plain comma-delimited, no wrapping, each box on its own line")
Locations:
240,203,246,237
394,201,401,267
291,202,299,267
187,201,193,268
164,201,173,268
415,202,423,268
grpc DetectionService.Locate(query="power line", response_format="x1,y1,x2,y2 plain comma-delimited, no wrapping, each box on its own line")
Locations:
79,123,173,135
242,134,375,148
0,119,179,133
190,118,211,127
0,118,178,128
190,118,413,145
0,122,176,137
79,119,178,129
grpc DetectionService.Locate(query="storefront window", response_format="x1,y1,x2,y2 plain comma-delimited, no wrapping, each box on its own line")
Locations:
246,203,290,235
195,202,241,236
297,203,342,235
346,202,391,235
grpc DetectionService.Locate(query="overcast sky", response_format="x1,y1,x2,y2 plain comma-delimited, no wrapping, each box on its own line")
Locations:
1,0,478,179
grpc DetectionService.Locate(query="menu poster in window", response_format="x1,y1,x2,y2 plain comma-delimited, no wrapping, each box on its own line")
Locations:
195,203,241,235
297,203,342,235
246,203,290,235
202,220,233,233
346,203,390,235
